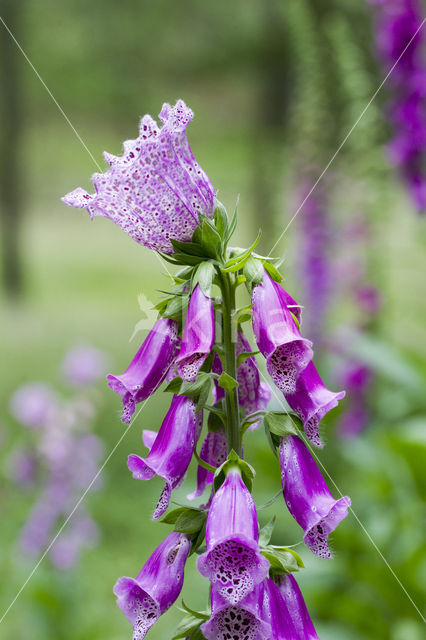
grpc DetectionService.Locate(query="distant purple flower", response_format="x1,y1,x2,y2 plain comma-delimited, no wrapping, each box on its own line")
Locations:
50,511,99,570
197,468,269,604
355,284,382,316
10,383,56,429
338,363,373,439
252,273,313,395
62,100,216,251
114,532,190,639
279,435,351,558
176,285,215,381
187,427,227,500
370,0,426,212
62,345,109,387
236,332,271,428
285,361,345,447
273,574,319,639
127,395,199,519
7,448,37,488
202,583,271,640
108,317,179,424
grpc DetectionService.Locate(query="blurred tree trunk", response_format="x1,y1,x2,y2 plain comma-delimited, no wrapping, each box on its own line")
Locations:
0,0,24,297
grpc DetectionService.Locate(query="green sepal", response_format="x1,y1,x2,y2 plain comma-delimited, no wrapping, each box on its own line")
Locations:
213,450,255,492
224,197,239,244
261,545,305,576
170,239,205,257
259,515,276,547
159,251,208,267
217,372,238,391
243,256,265,286
236,350,259,368
200,216,222,260
172,616,204,640
262,260,283,282
180,600,210,621
213,201,228,240
264,411,302,438
164,376,184,393
160,506,207,534
162,293,188,322
194,448,216,474
191,261,215,297
222,230,262,273
234,303,253,325
190,520,207,556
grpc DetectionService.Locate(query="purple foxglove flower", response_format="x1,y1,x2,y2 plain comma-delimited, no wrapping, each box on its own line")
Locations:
252,273,313,395
62,344,109,387
62,100,216,252
176,285,215,381
127,395,199,519
285,361,345,447
114,532,190,639
7,448,37,488
197,467,269,604
187,427,227,500
273,574,319,639
50,511,99,570
338,363,373,439
202,584,271,640
107,317,179,424
211,351,226,404
272,281,303,326
279,435,351,558
236,332,271,429
10,383,56,429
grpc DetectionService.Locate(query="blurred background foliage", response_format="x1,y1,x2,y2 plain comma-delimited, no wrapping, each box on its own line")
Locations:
0,0,425,638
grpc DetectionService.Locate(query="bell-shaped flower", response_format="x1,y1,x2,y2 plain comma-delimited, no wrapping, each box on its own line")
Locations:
285,361,345,447
62,100,216,253
114,532,190,639
197,467,269,604
107,317,179,424
202,584,271,640
127,395,199,519
236,331,271,429
263,577,299,639
273,574,319,639
252,273,313,395
176,285,215,381
279,435,351,558
187,427,227,500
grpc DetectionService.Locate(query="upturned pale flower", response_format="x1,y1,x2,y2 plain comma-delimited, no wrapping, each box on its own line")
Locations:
279,435,351,558
285,361,345,447
202,584,271,640
127,395,199,519
273,574,319,639
114,532,191,639
10,383,56,429
187,427,227,500
197,467,269,604
62,344,109,387
62,100,216,251
107,317,179,424
252,273,313,395
176,285,215,381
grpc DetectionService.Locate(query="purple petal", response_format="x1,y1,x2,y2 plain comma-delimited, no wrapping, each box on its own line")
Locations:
279,435,351,558
198,468,269,603
127,395,199,519
107,318,179,424
62,101,216,252
236,332,271,428
274,574,320,639
285,361,345,447
187,427,227,500
176,285,215,381
252,273,313,394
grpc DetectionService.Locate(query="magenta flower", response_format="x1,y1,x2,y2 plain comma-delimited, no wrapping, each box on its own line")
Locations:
114,532,190,639
107,317,179,424
176,285,215,381
237,332,271,428
62,100,216,251
202,584,271,640
62,344,109,388
279,435,351,558
197,467,269,604
285,361,345,447
252,273,313,394
127,395,199,519
273,574,319,639
10,383,56,429
187,427,227,500
338,363,373,439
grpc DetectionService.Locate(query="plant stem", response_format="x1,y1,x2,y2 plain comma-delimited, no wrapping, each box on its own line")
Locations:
218,270,241,456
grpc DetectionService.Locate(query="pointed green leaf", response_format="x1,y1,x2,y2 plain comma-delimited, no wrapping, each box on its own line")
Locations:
262,260,283,282
237,350,259,368
217,372,238,391
263,412,302,438
259,516,276,547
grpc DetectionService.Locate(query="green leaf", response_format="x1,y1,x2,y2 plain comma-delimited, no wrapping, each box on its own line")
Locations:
243,257,265,285
194,448,217,474
178,372,212,397
214,201,228,239
164,376,184,394
163,294,188,322
262,260,283,282
180,600,210,621
190,520,206,555
263,412,302,438
213,451,255,492
171,615,202,640
191,261,215,297
171,239,205,257
237,350,259,368
174,509,207,534
201,218,222,260
223,231,261,271
225,197,239,244
261,545,304,575
259,515,276,547
208,409,225,432
217,372,238,391
160,507,188,525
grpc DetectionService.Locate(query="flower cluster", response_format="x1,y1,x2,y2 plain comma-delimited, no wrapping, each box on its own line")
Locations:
64,101,351,638
8,345,108,569
370,0,426,212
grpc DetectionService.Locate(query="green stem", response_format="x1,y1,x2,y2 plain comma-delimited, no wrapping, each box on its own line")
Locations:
218,270,241,456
